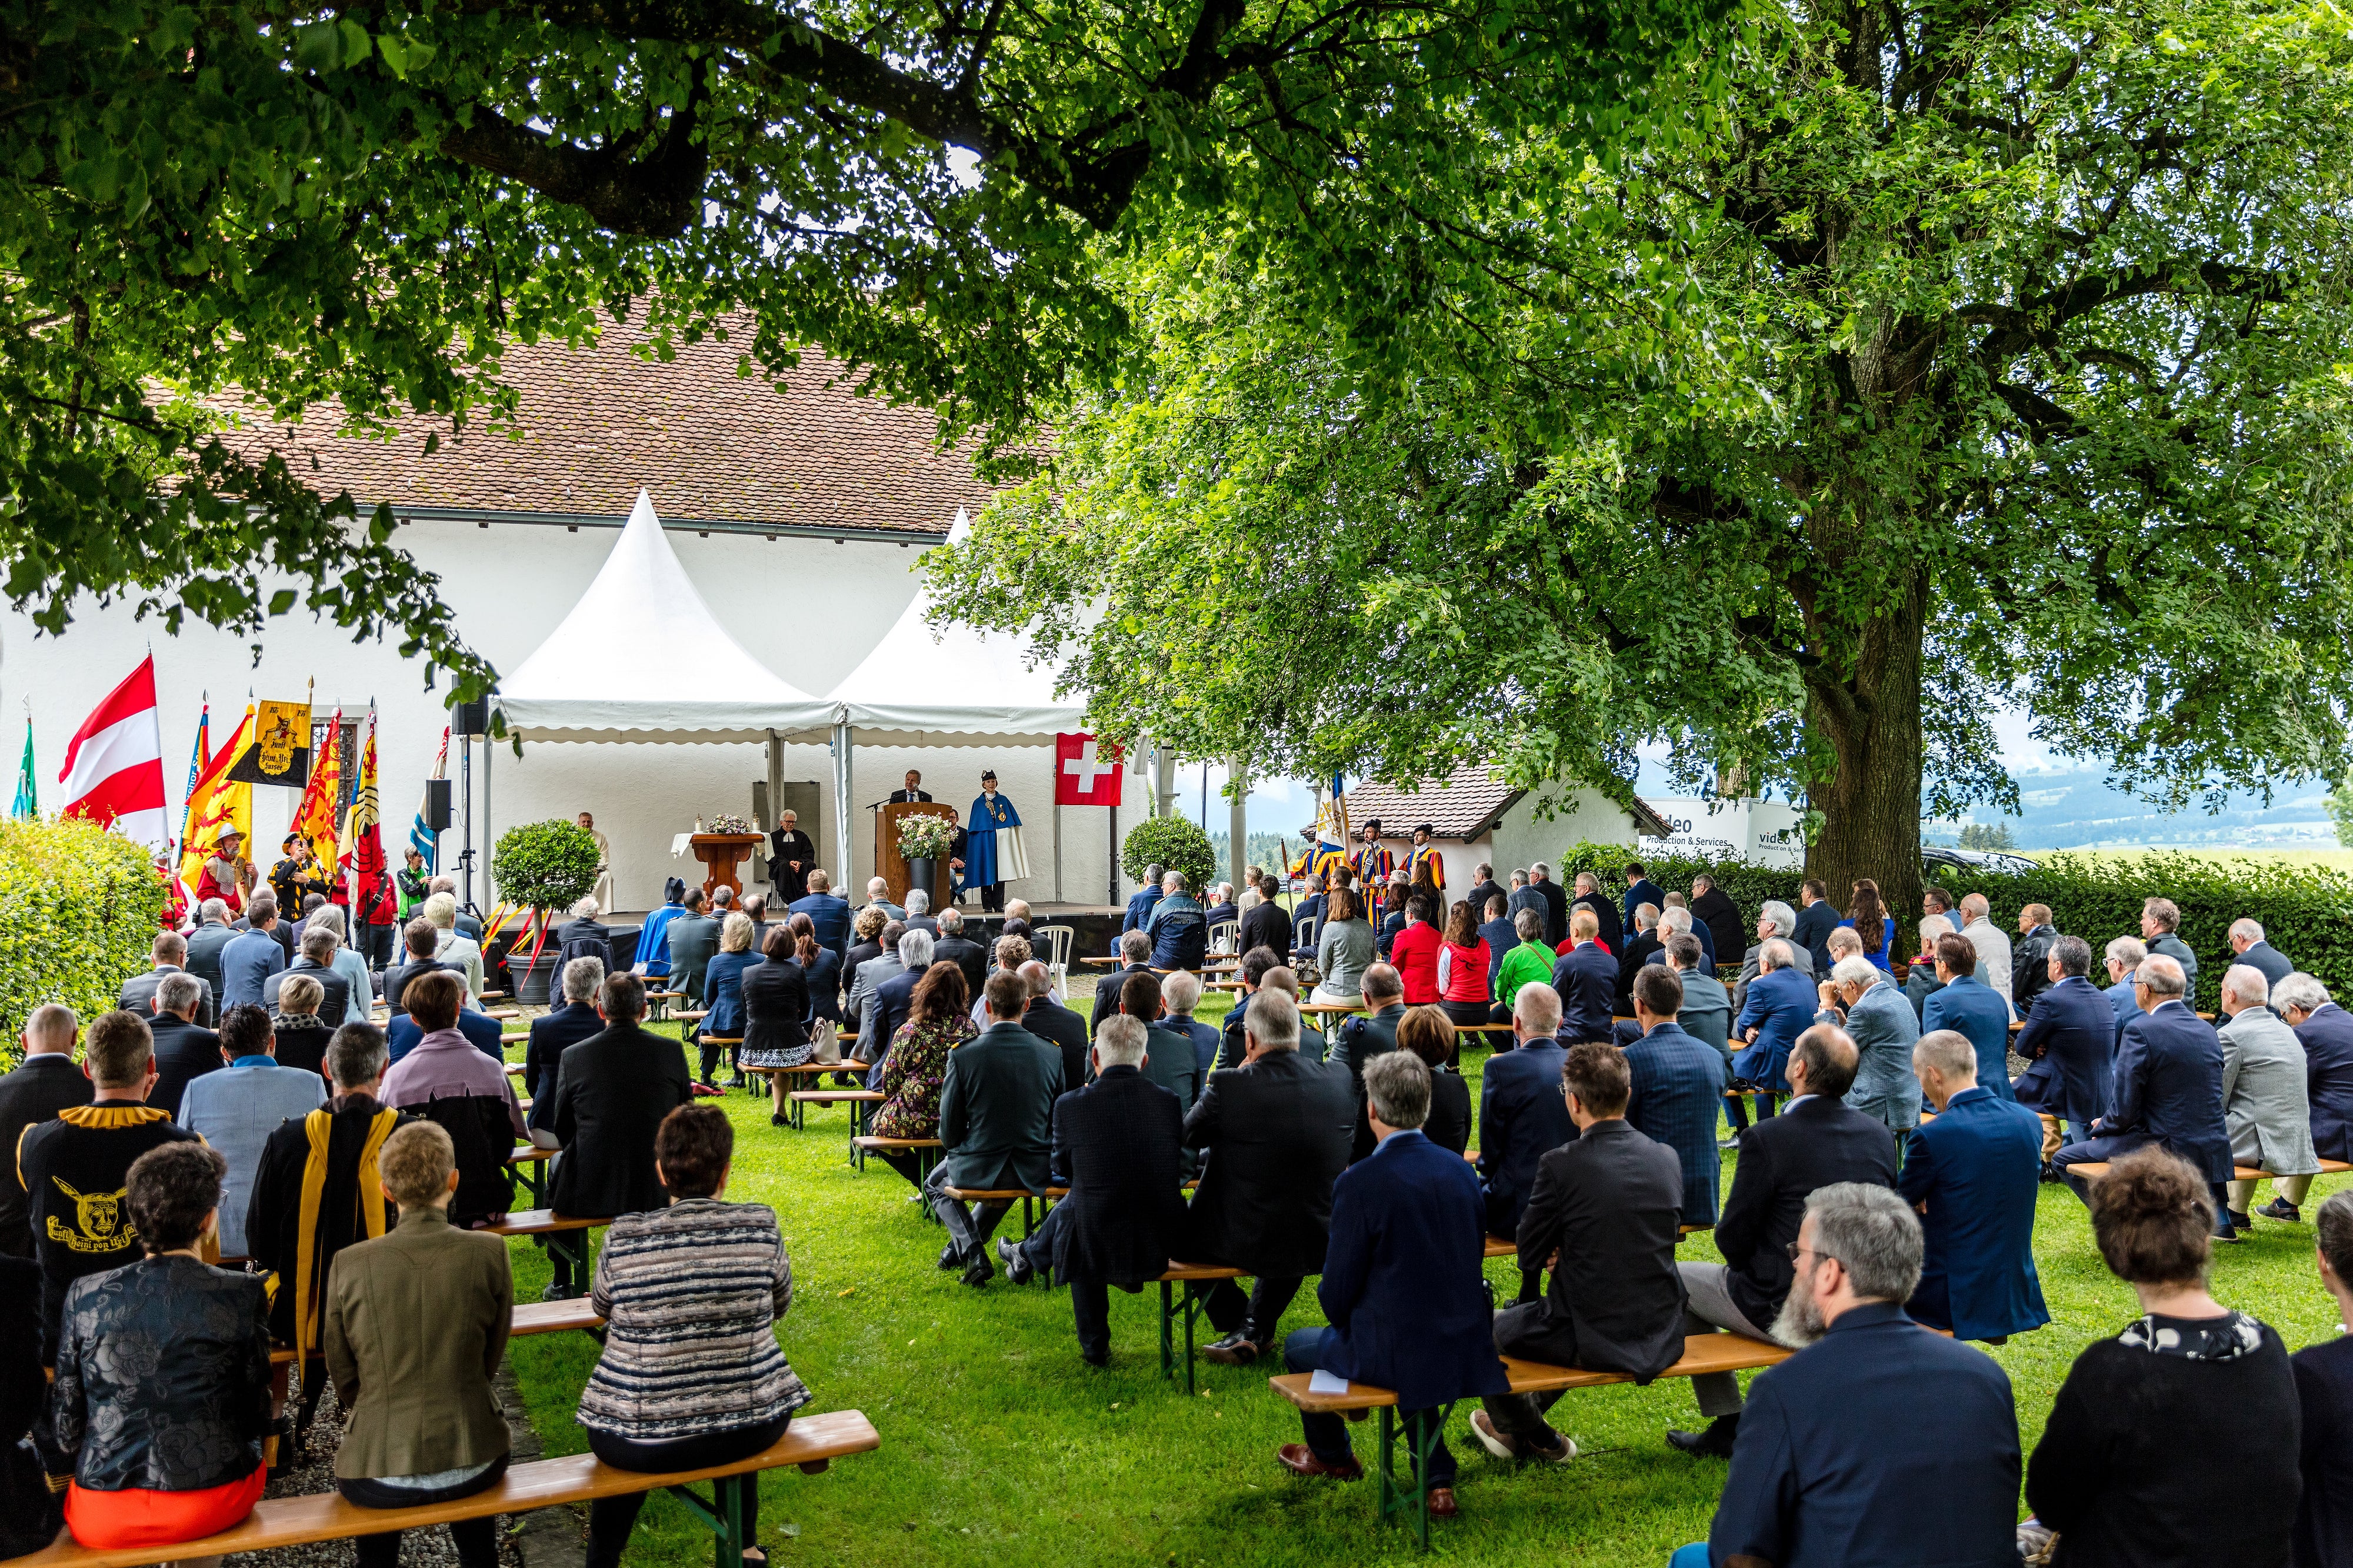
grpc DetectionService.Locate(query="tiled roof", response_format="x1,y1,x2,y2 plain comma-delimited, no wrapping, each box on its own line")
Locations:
206,316,995,536
1348,767,1675,842
1347,768,1524,840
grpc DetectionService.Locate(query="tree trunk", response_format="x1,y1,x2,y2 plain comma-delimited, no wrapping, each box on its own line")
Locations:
1804,569,1927,934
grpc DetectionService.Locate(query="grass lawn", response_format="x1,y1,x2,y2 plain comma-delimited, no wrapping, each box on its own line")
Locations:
499,1017,2351,1567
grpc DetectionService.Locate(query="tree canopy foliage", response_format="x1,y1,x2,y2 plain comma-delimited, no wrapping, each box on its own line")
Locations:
0,0,1727,691
932,0,2353,910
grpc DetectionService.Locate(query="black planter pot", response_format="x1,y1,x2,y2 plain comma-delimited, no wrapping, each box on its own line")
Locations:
513,949,562,1006
905,858,937,900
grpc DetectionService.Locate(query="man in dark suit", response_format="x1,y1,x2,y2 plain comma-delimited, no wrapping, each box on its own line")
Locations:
1117,862,1165,956
1680,1186,2021,1568
1528,863,1568,947
930,970,1062,1285
182,899,237,1025
386,998,505,1063
888,769,933,803
1477,983,1574,1241
1470,1040,1686,1464
2050,953,2237,1237
854,929,931,1065
1014,960,1090,1093
1115,971,1201,1121
1621,863,1667,935
1476,893,1517,1000
261,925,352,1023
1921,933,2018,1103
1238,890,1289,962
382,917,466,1017
2011,903,2060,1016
1613,908,1665,1013
2011,935,2115,1151
525,957,609,1101
1202,886,1239,935
1332,963,1407,1163
2228,917,2294,991
2279,974,2353,1163
1186,987,1355,1364
119,932,215,1029
786,869,854,963
1465,865,1506,928
1217,946,1285,1070
1276,1051,1505,1511
1621,966,1731,1229
996,1014,1188,1364
1506,871,1548,945
1668,1024,1898,1457
932,908,988,996
1568,872,1622,953
1091,930,1155,1035
146,975,226,1120
665,889,721,1038
902,888,941,937
1152,969,1222,1080
1549,909,1618,1043
1789,879,1840,976
0,1004,91,1255
1901,1029,2050,1343
1689,875,1746,970
2104,935,2147,1045
529,972,693,1299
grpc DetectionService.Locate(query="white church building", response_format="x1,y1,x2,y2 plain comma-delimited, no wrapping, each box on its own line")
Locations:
5,320,1131,914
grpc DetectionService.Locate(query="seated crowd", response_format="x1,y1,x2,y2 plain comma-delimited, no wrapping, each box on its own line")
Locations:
9,856,2353,1564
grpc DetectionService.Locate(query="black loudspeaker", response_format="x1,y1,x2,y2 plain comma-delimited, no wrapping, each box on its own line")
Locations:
424,778,453,830
450,698,490,736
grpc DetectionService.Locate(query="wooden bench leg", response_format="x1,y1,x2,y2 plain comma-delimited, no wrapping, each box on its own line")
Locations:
664,1471,754,1568
1375,1400,1455,1552
1159,1280,1175,1380
516,1162,545,1207
546,1229,588,1281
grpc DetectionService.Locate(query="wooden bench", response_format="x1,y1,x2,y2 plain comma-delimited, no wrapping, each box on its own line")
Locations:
938,1185,1068,1240
1156,1261,1248,1393
268,1294,605,1366
509,1143,554,1205
1272,1335,1792,1547
483,1207,610,1275
791,1087,885,1147
2072,1157,2353,1183
14,1409,880,1568
850,1134,941,1178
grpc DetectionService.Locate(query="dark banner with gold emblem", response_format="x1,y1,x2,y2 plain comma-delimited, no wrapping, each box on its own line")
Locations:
228,698,311,787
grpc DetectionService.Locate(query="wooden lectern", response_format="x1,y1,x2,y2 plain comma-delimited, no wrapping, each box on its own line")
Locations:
689,833,763,900
875,802,956,909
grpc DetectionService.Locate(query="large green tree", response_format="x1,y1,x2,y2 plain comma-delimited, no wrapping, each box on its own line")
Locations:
0,0,1722,691
934,0,2353,913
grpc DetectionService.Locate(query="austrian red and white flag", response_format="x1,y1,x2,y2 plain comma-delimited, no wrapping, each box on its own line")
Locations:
1054,732,1124,807
58,655,169,850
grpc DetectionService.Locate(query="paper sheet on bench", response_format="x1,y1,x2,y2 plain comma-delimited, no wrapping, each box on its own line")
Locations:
1308,1369,1349,1395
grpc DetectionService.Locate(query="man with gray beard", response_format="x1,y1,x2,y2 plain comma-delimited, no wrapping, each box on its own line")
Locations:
1669,1184,2022,1568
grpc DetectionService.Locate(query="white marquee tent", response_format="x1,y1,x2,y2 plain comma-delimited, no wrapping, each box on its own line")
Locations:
495,495,1087,896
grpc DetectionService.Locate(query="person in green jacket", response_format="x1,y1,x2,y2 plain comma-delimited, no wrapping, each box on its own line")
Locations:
1493,908,1558,1022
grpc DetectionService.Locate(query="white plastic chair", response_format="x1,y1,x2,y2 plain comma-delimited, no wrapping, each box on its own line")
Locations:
1034,923,1076,1002
1207,918,1239,956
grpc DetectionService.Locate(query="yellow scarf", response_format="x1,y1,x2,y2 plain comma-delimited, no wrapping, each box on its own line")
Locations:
284,1107,397,1376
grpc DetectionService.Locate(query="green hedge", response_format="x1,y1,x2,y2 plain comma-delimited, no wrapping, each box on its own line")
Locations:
0,819,168,1067
1552,841,2353,1013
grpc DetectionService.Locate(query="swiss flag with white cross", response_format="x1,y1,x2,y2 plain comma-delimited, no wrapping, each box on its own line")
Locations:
1054,732,1124,807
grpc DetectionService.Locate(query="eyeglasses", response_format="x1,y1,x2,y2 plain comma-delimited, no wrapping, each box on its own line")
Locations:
1785,1242,1840,1267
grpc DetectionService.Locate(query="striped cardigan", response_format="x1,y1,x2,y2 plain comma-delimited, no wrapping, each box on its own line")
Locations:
577,1198,811,1441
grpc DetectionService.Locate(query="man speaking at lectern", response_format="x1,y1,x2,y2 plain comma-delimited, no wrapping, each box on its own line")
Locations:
890,770,932,803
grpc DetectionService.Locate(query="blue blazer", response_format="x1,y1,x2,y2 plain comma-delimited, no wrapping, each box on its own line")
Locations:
1790,900,1840,976
2097,1000,2234,1182
1549,942,1619,1043
1734,966,1815,1090
2104,975,2142,1050
1711,1300,2021,1568
702,949,754,1036
1622,1022,1729,1227
1622,878,1665,931
1921,975,2017,1102
2298,1003,2353,1162
785,892,852,963
1317,1129,1509,1411
1475,1039,1572,1207
1898,1087,2051,1342
2010,976,2114,1127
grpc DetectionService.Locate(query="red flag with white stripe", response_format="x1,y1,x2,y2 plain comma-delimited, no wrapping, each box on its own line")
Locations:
58,655,168,849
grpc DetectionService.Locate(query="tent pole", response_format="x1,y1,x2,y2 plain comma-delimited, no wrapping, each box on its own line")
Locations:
1054,799,1063,905
830,719,853,895
1228,756,1247,889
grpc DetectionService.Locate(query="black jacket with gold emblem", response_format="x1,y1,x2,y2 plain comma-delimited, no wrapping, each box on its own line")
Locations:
16,1103,199,1363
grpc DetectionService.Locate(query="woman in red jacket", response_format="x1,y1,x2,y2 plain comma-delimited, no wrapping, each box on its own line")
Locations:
1389,892,1447,1007
1434,900,1494,1032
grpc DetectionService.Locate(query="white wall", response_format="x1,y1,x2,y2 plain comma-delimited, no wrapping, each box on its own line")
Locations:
0,517,1120,912
1489,788,1644,875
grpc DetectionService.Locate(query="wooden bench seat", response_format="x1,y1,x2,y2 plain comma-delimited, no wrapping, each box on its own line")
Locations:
940,1185,1068,1239
14,1410,879,1568
850,1133,941,1177
482,1207,608,1273
1271,1335,1791,1546
791,1087,884,1145
271,1295,605,1365
508,1143,554,1204
2075,1157,2353,1183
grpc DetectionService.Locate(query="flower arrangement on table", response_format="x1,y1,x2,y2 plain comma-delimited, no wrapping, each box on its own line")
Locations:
897,813,957,861
705,812,755,834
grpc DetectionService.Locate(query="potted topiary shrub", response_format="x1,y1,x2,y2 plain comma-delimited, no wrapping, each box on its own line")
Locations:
1122,815,1217,898
491,818,602,1003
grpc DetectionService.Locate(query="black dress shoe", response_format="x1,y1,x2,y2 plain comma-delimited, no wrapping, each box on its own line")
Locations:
938,1244,962,1270
1666,1415,1739,1457
1201,1331,1262,1366
995,1235,1034,1286
960,1253,995,1287
1081,1348,1111,1368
